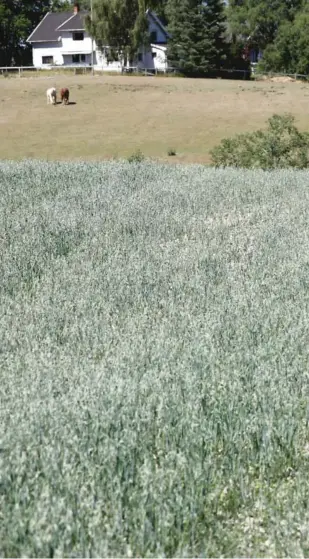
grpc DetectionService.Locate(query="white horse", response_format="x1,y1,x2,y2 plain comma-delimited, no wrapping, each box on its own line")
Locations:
46,87,57,105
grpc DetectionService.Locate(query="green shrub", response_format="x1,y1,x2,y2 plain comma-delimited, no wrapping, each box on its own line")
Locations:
211,113,309,169
167,148,177,156
127,149,145,163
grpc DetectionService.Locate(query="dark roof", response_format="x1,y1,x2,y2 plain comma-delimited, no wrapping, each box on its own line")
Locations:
146,9,170,39
56,11,88,31
27,11,87,43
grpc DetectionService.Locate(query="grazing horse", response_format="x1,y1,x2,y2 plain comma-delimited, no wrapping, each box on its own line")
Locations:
46,87,57,105
60,87,70,105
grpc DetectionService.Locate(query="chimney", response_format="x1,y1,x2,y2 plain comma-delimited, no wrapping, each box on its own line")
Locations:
73,3,80,14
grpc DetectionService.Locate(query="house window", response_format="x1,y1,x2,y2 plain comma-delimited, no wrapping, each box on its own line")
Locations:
150,31,157,43
73,32,84,41
152,52,157,59
72,54,86,63
42,55,53,64
138,53,143,62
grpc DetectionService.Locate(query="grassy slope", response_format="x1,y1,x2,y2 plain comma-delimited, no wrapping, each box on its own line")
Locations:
2,74,309,164
1,160,309,556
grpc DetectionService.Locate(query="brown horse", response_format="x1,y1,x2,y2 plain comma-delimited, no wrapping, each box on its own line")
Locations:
60,87,70,105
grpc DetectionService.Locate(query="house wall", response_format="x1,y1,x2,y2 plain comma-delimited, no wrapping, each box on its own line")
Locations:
60,31,92,54
33,42,63,67
62,53,93,66
250,48,262,63
32,34,96,67
33,41,167,71
95,44,167,72
137,45,167,71
95,48,123,72
31,13,168,70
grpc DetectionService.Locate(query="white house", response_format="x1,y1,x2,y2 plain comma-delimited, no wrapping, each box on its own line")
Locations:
27,3,169,72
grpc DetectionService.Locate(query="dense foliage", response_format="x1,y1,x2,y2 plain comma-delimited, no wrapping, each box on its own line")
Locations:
2,160,309,556
86,0,147,65
226,0,309,74
0,0,72,66
86,0,168,64
88,0,233,74
166,0,227,75
259,6,309,75
5,0,309,73
227,0,303,51
211,114,309,169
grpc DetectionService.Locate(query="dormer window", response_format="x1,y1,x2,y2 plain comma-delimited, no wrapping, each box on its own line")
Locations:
73,32,84,41
150,31,157,43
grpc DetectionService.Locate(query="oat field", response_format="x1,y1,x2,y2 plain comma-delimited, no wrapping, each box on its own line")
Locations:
1,160,309,556
2,74,309,163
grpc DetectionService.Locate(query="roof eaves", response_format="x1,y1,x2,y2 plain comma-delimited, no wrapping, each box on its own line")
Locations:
62,50,92,54
29,39,59,43
27,11,50,43
58,27,85,31
151,43,167,51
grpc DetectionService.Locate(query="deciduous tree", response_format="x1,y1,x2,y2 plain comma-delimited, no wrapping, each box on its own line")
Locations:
260,6,309,75
226,0,304,51
86,0,149,65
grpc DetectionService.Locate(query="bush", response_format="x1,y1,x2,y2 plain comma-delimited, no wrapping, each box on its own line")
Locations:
127,149,145,163
211,113,309,169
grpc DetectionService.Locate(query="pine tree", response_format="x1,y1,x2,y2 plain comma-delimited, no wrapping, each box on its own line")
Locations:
166,0,227,76
202,0,228,69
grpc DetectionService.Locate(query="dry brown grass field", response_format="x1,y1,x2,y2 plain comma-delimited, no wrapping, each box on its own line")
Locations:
1,73,309,163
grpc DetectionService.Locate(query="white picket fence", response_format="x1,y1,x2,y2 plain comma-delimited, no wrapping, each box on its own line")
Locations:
1,64,278,80
251,62,309,81
0,65,178,77
0,66,38,76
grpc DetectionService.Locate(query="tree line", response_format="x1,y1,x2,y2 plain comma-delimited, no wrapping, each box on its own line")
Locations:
85,0,232,72
2,0,309,75
227,0,309,75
